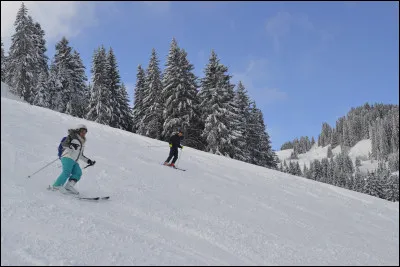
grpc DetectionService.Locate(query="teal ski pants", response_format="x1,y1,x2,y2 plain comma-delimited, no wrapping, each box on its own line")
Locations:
53,157,82,186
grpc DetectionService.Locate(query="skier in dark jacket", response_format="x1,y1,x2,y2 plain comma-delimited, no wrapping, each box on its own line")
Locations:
163,129,184,167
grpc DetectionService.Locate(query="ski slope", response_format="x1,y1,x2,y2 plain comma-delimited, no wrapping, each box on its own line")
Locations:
1,94,399,265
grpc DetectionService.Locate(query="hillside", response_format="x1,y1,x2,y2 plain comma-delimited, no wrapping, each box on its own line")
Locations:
276,140,381,174
1,92,399,265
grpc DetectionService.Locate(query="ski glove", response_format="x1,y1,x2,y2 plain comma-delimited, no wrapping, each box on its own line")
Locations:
70,143,80,150
180,146,184,150
87,159,96,166
169,143,172,148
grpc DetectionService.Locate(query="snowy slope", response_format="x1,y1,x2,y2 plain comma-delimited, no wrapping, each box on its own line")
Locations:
1,96,399,265
276,140,378,174
276,144,341,168
348,139,372,161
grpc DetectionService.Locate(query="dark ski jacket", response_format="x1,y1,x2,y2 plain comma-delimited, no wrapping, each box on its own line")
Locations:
169,133,183,149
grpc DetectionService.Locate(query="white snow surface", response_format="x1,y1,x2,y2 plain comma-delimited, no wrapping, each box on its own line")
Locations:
348,139,372,161
1,96,399,265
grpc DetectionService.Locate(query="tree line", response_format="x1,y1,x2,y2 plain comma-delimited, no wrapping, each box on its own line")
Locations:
1,3,278,169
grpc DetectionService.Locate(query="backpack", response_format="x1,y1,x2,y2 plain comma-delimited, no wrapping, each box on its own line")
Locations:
58,136,67,159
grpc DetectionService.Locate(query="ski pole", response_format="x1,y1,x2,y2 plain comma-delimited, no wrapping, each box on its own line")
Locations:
83,164,94,169
27,151,68,178
27,158,59,178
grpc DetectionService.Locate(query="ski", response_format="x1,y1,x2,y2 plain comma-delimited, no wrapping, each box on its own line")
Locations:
47,185,110,200
78,196,110,201
161,164,186,171
173,167,186,171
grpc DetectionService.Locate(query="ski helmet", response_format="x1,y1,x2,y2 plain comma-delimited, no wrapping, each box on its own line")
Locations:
76,124,88,132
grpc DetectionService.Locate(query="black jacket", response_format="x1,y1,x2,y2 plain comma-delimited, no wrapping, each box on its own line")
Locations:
169,133,183,149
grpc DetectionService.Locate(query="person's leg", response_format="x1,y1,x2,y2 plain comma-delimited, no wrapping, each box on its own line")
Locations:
53,158,75,187
69,162,82,182
171,148,179,164
64,161,81,194
164,148,174,164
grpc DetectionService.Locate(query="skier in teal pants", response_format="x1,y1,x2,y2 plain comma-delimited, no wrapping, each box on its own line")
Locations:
53,124,95,194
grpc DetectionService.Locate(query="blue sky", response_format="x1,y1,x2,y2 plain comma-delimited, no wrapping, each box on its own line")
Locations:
2,1,399,150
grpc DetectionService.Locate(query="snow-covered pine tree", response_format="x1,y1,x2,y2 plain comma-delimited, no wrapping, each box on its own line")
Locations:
198,50,236,156
106,48,130,130
295,162,302,176
232,81,251,162
139,48,163,139
120,83,133,131
370,124,378,159
330,129,339,148
1,39,6,82
247,101,276,168
177,49,202,148
327,157,335,185
391,110,399,153
364,171,384,199
107,47,121,128
353,166,365,193
303,163,308,178
378,118,390,160
311,136,316,147
5,3,37,103
46,60,58,109
354,158,361,168
386,174,399,202
342,121,351,148
67,50,88,118
32,71,50,108
32,22,48,82
349,115,362,146
162,40,201,146
282,162,288,173
305,136,311,151
281,141,293,150
161,38,181,137
50,37,75,113
290,150,298,159
307,161,315,180
132,65,146,133
224,78,242,160
321,158,329,182
86,46,112,125
327,145,333,158
388,152,399,172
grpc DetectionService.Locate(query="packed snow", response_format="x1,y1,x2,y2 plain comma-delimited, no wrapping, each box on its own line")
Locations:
1,94,399,265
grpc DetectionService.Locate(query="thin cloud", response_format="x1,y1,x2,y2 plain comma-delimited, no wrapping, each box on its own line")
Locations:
232,59,287,105
265,11,333,52
1,1,99,51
